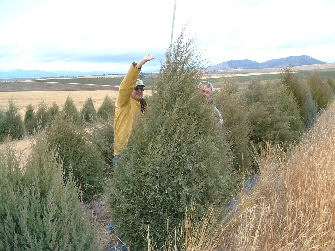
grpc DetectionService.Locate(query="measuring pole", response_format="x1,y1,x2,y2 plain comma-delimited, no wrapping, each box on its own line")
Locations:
170,0,177,47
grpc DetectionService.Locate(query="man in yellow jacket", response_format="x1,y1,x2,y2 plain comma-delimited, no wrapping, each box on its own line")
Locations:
113,54,155,167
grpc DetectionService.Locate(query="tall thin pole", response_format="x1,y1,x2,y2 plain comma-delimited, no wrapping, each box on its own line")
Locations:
170,0,177,47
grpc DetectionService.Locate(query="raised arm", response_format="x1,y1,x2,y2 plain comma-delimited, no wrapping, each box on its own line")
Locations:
116,55,155,107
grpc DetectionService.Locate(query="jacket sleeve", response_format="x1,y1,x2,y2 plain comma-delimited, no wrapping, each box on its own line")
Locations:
116,63,141,108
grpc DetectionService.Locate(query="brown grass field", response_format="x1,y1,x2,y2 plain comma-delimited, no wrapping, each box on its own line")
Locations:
0,90,153,117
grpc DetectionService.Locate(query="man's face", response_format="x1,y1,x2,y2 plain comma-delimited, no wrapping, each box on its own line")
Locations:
131,86,144,101
200,85,212,100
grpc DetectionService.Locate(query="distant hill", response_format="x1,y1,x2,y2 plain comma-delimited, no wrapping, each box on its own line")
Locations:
0,69,111,79
207,55,325,71
0,55,327,79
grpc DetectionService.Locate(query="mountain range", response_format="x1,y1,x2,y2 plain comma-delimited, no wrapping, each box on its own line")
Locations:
0,55,327,79
0,69,111,79
207,55,325,71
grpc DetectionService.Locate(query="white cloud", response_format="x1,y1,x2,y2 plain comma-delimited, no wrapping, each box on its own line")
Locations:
172,0,335,63
0,0,334,72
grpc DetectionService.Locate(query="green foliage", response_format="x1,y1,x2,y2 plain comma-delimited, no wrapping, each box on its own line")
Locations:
0,109,3,139
46,117,106,202
89,120,114,170
97,96,114,121
24,104,37,135
81,97,97,123
280,68,318,128
35,102,49,131
326,78,335,92
0,139,99,250
47,102,59,124
214,81,252,173
307,73,334,111
0,101,24,142
244,81,304,151
108,34,234,249
63,96,80,123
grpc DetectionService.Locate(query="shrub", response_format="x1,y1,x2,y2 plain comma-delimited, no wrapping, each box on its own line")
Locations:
89,120,114,170
63,96,80,123
97,96,114,121
280,68,318,128
327,78,335,92
35,102,49,131
0,109,4,137
24,104,37,135
46,117,106,202
108,34,234,249
244,81,304,151
0,109,4,121
80,97,97,123
0,139,99,250
0,113,3,137
307,73,334,111
47,102,59,124
0,101,24,142
214,81,252,173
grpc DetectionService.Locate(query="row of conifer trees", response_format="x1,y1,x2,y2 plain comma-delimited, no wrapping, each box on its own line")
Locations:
0,95,115,142
214,69,335,174
1,33,335,249
107,36,335,249
0,97,116,249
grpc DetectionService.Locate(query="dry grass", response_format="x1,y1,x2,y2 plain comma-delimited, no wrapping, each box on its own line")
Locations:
0,90,153,117
183,207,225,251
0,137,34,168
211,102,335,250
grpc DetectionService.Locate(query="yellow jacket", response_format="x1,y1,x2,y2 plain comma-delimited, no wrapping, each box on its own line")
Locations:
114,63,144,155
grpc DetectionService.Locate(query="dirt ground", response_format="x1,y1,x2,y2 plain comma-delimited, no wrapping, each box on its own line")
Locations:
85,196,127,250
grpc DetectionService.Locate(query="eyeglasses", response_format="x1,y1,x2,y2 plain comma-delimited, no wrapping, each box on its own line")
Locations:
134,86,144,91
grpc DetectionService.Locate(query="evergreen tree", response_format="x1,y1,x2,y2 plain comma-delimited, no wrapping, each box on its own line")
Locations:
47,102,59,124
214,82,252,173
97,96,114,121
327,78,335,92
0,109,4,121
0,109,4,141
63,96,80,123
308,73,334,111
24,104,37,135
46,117,105,202
0,139,99,249
0,101,24,142
89,120,114,170
35,102,49,131
244,81,304,151
108,34,234,249
80,97,97,123
280,68,318,128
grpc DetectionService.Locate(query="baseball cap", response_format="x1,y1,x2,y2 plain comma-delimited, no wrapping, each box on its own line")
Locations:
135,79,145,87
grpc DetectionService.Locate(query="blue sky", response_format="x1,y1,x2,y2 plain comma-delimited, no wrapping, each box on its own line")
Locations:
1,0,335,73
